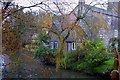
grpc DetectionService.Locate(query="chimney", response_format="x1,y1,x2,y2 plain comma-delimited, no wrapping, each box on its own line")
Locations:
78,0,85,17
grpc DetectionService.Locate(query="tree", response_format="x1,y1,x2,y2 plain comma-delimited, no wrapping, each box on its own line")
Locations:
2,4,22,55
36,1,92,71
1,0,114,72
2,1,40,56
1,0,44,55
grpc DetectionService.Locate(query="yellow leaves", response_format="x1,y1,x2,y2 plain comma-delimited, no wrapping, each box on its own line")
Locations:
83,40,89,46
95,12,105,28
73,29,77,39
94,13,101,27
39,13,52,28
37,13,52,34
86,40,90,44
92,12,109,36
79,43,84,49
74,25,86,38
79,40,90,49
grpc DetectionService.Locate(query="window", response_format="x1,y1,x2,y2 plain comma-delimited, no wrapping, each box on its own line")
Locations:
54,42,58,49
50,41,58,49
72,42,76,50
67,43,72,52
107,16,111,26
67,42,76,51
114,29,118,38
50,42,54,49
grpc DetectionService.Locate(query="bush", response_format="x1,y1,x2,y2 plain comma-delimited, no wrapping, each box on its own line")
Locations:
34,46,55,58
94,57,114,73
31,39,40,45
60,51,78,70
32,33,56,64
61,39,113,75
77,39,111,73
38,33,49,44
34,45,56,65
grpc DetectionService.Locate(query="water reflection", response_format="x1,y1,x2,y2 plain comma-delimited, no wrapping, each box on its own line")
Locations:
1,51,101,79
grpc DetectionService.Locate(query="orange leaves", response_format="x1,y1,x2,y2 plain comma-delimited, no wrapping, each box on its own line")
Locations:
72,25,87,41
2,26,21,55
97,13,105,28
37,13,52,35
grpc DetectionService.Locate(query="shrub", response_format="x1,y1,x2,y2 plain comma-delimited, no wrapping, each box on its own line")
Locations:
34,45,56,65
61,39,113,75
34,46,55,58
94,57,114,73
77,39,111,73
60,51,78,70
38,33,49,44
31,39,40,45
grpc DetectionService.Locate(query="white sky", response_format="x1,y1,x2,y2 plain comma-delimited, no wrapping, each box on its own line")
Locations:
13,0,108,6
13,0,108,12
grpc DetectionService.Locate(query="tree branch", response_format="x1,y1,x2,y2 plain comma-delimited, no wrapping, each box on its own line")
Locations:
83,3,107,18
53,2,64,15
3,2,43,21
63,30,70,41
3,2,12,10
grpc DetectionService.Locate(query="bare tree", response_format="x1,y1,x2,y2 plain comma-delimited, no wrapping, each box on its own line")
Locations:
1,0,114,72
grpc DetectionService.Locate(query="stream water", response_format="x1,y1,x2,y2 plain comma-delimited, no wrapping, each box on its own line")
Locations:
1,50,102,80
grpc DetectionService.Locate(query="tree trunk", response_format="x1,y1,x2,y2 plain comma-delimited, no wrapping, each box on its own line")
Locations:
56,35,65,72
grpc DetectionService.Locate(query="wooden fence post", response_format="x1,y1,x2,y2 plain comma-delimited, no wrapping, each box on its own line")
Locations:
111,48,119,80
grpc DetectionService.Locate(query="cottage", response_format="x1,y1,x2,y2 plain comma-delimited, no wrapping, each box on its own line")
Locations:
48,1,120,52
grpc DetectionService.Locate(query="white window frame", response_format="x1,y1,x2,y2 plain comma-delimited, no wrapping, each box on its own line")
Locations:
54,42,58,49
72,42,76,50
50,42,54,49
114,29,118,38
107,16,111,26
50,41,58,49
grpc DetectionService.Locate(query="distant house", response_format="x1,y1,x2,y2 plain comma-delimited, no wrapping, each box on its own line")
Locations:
71,1,119,45
48,1,120,52
48,14,78,52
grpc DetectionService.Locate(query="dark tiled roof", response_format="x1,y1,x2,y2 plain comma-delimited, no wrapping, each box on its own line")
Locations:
50,3,119,42
70,3,118,18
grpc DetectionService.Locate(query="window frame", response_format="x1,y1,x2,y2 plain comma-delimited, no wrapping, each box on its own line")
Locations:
50,42,54,49
72,42,76,50
50,41,58,49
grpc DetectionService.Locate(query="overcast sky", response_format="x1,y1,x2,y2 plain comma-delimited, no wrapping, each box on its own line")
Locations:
13,0,108,12
14,0,108,6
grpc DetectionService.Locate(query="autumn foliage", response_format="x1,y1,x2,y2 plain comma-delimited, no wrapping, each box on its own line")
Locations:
2,26,21,55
